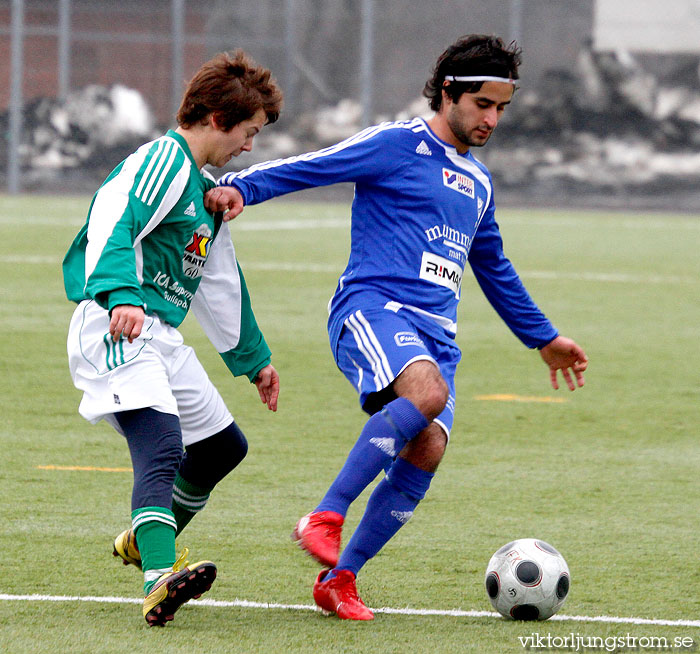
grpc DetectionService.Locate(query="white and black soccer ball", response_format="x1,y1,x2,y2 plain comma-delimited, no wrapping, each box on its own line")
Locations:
485,538,570,621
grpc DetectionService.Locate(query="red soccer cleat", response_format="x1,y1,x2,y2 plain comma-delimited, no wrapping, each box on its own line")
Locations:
313,569,374,621
292,511,344,568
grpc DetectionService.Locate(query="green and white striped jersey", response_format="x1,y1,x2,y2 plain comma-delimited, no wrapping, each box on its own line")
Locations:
63,129,271,381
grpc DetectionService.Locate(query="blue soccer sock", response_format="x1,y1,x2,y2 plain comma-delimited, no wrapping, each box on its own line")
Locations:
330,456,434,578
316,398,428,516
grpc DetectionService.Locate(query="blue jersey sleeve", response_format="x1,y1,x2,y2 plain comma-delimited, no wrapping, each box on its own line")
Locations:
468,203,558,349
218,124,399,204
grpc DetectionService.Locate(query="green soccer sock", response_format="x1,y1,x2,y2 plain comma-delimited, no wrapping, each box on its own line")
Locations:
132,507,177,595
171,472,212,536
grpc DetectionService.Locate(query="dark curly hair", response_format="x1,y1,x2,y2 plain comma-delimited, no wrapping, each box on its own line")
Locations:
423,35,522,111
177,49,283,129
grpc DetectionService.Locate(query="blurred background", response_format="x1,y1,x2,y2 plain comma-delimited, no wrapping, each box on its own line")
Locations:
2,0,700,209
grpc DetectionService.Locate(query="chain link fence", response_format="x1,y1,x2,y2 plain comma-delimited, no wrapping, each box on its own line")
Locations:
2,0,700,209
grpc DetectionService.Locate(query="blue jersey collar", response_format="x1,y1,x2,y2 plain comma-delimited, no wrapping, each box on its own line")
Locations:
415,117,473,160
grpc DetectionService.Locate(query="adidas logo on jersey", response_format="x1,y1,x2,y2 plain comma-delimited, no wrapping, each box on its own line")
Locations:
415,140,432,156
184,201,197,217
369,437,397,457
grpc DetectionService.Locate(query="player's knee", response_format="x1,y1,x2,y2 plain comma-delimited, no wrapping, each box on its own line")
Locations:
217,421,249,465
421,375,450,420
395,361,450,421
181,421,248,487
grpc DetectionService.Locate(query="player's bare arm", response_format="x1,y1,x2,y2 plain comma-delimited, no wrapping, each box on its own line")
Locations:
254,364,280,411
204,186,245,220
539,335,588,391
109,304,145,343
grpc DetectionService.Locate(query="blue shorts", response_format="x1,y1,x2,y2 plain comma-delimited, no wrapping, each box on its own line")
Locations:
334,306,461,437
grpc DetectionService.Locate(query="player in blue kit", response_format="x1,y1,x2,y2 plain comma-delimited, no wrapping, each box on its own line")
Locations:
205,34,588,620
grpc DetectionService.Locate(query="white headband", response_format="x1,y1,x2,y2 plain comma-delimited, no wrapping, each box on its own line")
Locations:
444,75,517,84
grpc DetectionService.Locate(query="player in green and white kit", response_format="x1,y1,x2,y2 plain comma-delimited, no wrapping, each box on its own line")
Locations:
63,51,283,626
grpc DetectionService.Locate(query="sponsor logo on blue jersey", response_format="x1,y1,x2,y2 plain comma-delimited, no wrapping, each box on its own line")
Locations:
424,224,472,254
420,251,463,296
442,167,475,198
394,331,425,348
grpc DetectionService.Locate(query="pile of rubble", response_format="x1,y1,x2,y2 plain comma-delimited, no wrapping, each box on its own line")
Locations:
1,84,155,185
239,49,700,205
4,48,700,205
484,48,700,199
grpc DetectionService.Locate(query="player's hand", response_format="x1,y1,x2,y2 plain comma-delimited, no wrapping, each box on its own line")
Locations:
254,364,280,412
204,186,245,221
539,335,588,391
109,304,145,343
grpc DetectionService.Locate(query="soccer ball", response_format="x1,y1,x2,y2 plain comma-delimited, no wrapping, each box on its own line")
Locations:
484,538,570,621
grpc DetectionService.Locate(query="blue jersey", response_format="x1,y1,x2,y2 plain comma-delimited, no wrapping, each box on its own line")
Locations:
219,117,558,351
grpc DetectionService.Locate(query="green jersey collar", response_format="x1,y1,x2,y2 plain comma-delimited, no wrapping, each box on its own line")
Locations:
166,129,199,170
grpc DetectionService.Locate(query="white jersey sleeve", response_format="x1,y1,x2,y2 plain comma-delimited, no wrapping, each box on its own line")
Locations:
191,220,271,381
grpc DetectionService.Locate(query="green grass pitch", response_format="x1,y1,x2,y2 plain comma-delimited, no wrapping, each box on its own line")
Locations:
0,193,698,653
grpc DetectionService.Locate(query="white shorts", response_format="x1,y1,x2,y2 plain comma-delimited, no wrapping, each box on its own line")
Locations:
67,300,233,446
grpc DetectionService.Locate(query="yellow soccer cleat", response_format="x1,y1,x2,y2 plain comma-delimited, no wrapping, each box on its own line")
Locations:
112,528,141,569
142,558,217,627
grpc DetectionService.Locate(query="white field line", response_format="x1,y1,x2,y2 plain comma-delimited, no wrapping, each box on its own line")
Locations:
501,215,700,230
4,214,700,230
8,254,696,285
0,216,350,229
520,270,697,285
233,218,349,231
0,593,698,628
